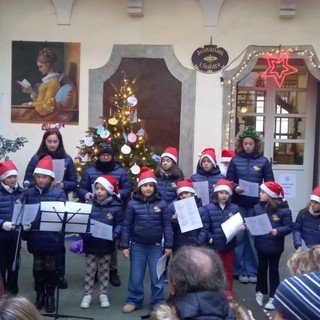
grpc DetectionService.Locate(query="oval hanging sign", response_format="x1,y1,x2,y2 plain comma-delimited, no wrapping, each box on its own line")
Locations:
191,44,229,74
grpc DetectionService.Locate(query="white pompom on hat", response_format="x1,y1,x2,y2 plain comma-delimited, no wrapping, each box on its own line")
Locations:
95,175,119,195
161,146,178,164
310,185,320,203
138,167,157,188
0,160,18,180
214,179,233,195
33,155,55,178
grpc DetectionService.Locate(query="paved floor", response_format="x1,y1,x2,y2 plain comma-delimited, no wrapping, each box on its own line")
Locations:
17,237,294,320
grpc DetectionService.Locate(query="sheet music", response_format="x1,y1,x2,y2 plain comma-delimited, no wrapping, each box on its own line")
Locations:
173,197,203,233
90,220,113,240
193,181,210,205
12,203,39,225
244,213,273,236
52,159,65,182
156,253,167,280
239,179,259,197
221,212,244,244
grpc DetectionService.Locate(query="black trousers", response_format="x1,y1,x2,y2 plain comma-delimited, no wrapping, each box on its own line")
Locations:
256,251,281,298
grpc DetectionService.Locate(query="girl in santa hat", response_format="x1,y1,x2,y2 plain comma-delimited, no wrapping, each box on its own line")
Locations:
121,167,173,314
191,148,225,203
80,175,123,309
23,155,67,314
206,179,240,301
293,185,320,250
155,146,184,205
253,181,292,311
0,160,25,295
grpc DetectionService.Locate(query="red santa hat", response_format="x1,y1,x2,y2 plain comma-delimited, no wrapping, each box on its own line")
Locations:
199,148,217,167
95,175,119,195
260,181,284,198
177,178,195,195
138,167,157,188
161,146,178,164
33,155,55,178
221,149,235,162
310,185,320,203
214,179,233,195
0,160,18,180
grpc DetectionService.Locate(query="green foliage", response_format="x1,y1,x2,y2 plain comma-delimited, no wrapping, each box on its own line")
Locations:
0,136,28,160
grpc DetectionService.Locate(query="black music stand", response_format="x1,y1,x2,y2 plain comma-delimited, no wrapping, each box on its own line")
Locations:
39,201,93,320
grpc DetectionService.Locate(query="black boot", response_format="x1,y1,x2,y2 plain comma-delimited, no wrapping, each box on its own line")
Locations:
45,270,56,313
109,269,121,287
33,270,45,310
45,295,55,313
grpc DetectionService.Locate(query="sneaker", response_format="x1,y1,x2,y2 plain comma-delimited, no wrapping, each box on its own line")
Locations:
249,275,257,283
109,269,121,287
80,295,92,309
123,303,136,313
255,292,264,306
239,275,249,283
265,298,275,310
226,291,235,301
99,294,110,308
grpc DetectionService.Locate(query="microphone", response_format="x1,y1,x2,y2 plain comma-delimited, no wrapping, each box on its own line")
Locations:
23,180,30,189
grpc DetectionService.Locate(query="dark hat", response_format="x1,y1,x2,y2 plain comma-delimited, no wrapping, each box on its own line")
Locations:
97,143,113,156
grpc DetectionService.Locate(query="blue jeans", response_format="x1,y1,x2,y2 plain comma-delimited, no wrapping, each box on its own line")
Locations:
233,207,258,277
126,242,164,308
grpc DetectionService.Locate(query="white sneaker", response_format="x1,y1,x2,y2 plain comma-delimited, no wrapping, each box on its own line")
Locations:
80,295,92,309
265,298,275,310
255,292,264,306
99,294,110,308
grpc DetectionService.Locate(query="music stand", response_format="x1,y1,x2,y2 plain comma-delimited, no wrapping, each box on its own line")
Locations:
39,201,93,320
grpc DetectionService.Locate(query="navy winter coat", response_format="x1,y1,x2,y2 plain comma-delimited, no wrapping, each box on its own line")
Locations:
121,191,173,249
24,153,77,193
226,152,274,208
82,195,123,255
0,183,25,242
168,195,209,251
293,209,320,249
191,165,224,203
206,201,240,252
253,202,292,255
156,176,182,205
168,291,235,320
77,161,132,202
24,183,67,254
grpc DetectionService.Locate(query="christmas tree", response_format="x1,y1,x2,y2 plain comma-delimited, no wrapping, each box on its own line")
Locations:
75,75,161,186
0,136,28,160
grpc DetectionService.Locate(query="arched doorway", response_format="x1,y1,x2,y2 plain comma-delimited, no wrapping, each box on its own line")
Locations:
222,45,320,215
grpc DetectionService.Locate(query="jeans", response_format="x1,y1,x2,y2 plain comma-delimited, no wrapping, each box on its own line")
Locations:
233,207,258,277
127,242,164,308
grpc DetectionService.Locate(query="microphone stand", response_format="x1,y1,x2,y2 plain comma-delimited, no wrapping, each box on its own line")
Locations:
12,182,29,272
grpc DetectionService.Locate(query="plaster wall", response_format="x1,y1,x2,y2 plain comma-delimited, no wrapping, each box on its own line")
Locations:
0,0,319,180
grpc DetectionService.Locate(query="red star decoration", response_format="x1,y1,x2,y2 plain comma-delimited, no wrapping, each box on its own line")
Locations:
260,53,298,87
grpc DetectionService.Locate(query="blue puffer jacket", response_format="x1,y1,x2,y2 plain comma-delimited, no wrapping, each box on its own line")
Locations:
206,201,240,252
191,165,224,203
77,161,132,202
168,196,209,251
24,153,77,193
121,191,173,249
168,291,235,320
82,195,123,255
293,209,320,249
0,183,25,241
226,152,274,208
253,202,292,255
24,183,67,254
156,176,182,205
